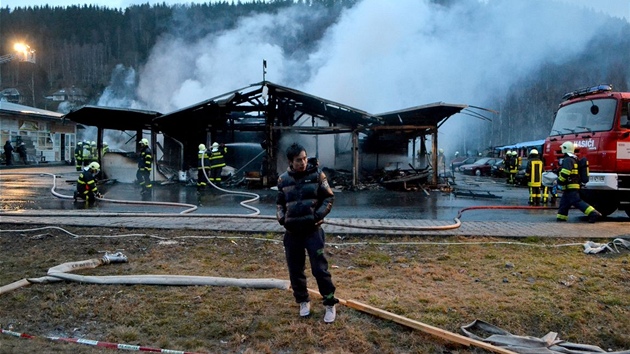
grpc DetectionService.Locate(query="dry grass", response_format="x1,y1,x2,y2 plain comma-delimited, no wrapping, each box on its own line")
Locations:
0,224,629,353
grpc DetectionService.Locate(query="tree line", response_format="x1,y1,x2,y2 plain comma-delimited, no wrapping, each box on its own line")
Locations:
0,0,629,148
0,0,355,109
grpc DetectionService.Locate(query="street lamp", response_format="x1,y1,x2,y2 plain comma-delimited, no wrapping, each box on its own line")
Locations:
13,43,36,63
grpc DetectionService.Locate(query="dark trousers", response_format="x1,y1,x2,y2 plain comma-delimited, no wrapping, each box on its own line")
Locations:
283,227,336,305
4,152,12,165
210,167,222,183
528,186,541,205
136,169,152,190
557,189,594,219
197,169,210,189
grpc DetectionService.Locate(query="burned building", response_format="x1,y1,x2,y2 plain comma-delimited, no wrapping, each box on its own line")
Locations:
64,81,485,187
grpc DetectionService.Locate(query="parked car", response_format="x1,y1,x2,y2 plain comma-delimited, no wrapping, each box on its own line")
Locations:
460,157,499,176
514,159,530,186
491,159,506,178
450,156,479,172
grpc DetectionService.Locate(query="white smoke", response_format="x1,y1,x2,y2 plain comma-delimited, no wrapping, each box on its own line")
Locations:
104,0,628,155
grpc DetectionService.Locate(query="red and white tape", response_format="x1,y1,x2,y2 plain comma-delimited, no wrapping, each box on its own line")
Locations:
1,328,207,354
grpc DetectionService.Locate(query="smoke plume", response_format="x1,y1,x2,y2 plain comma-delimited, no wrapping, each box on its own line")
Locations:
100,0,629,155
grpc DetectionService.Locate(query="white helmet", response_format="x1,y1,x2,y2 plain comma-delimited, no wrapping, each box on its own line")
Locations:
198,143,206,151
560,141,575,154
506,150,512,156
103,142,108,146
90,141,96,146
88,161,100,171
529,149,539,156
140,138,149,146
211,142,219,152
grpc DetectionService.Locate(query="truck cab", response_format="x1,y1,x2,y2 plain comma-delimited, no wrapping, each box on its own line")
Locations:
543,84,630,216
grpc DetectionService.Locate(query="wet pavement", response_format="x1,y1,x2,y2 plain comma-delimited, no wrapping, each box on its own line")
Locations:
1,165,628,237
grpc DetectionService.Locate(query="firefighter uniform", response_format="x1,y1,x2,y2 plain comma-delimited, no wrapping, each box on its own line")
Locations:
75,162,102,203
82,142,92,167
197,144,210,191
137,138,153,194
525,149,543,205
556,141,601,223
75,142,84,171
507,151,518,184
209,142,227,184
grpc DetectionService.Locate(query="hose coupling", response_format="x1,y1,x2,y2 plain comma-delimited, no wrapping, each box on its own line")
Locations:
102,252,128,264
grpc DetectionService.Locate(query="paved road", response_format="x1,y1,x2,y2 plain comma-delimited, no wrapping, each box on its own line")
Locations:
1,165,628,238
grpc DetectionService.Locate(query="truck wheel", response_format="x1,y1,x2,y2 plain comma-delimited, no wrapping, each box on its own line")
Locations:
581,190,618,216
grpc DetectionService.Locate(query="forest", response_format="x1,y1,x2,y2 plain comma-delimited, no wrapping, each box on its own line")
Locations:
1,0,629,150
0,0,355,108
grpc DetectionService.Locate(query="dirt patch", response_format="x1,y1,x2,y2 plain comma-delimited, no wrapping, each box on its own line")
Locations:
1,224,629,353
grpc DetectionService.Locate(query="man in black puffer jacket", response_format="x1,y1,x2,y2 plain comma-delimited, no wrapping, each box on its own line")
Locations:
276,142,338,323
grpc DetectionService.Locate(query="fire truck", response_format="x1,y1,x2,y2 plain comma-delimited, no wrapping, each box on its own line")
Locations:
543,84,630,217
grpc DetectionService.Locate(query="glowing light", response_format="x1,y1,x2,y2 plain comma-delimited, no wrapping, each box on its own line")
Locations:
13,43,28,52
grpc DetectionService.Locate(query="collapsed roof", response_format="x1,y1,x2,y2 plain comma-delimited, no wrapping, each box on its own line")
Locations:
63,81,490,185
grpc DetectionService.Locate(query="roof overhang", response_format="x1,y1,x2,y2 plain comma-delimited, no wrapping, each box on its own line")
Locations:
63,105,161,131
0,101,64,121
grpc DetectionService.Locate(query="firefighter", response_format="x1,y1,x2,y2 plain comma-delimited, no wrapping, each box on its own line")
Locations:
74,162,102,203
437,148,445,174
556,141,601,223
507,151,518,184
209,142,227,185
102,142,109,155
90,141,98,164
197,143,210,191
525,149,543,205
137,138,153,194
74,141,84,171
82,141,92,167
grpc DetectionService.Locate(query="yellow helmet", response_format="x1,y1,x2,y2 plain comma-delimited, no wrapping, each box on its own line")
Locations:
88,162,100,171
560,141,575,154
529,149,539,155
198,143,206,151
140,138,149,146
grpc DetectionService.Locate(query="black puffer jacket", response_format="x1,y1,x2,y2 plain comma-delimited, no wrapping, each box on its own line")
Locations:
276,159,334,233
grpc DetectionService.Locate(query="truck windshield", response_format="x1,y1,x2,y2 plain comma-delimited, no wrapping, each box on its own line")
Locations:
550,98,616,136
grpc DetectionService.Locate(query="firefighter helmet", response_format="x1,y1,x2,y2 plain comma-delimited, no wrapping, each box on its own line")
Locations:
88,162,100,171
529,149,539,156
211,142,219,152
90,141,96,146
560,141,575,154
77,141,83,146
198,143,206,151
103,142,108,146
140,138,149,146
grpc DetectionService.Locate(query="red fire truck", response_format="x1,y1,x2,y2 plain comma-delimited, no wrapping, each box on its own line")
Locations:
543,84,630,217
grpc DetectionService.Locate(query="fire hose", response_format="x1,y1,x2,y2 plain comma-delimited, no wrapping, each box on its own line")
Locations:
0,170,559,231
0,250,515,354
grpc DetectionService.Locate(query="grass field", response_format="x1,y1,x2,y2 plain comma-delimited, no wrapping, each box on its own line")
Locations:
0,224,628,353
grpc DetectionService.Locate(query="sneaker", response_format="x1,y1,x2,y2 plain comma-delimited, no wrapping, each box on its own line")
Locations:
324,305,336,323
299,302,310,317
588,211,602,223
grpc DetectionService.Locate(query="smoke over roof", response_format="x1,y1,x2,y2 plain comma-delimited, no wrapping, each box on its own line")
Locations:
98,0,630,153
